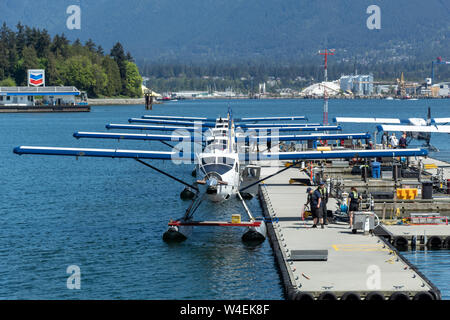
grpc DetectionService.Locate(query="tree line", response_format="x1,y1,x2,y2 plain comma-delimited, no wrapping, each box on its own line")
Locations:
0,23,142,98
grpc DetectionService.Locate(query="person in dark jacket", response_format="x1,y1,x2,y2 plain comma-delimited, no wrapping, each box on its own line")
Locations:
319,182,328,225
311,187,324,228
304,187,313,219
349,187,361,228
399,133,408,149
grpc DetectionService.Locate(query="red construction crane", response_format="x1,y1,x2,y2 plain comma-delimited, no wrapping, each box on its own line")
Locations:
318,49,335,125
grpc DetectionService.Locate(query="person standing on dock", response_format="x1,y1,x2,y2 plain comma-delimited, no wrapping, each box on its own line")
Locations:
382,132,389,149
304,187,314,220
319,181,328,225
389,133,398,149
399,133,408,149
311,186,324,229
348,187,361,229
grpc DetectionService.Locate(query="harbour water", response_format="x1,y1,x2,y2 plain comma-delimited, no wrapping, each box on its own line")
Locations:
0,98,448,299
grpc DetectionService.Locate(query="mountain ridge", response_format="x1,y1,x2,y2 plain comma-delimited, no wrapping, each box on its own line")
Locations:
0,0,448,63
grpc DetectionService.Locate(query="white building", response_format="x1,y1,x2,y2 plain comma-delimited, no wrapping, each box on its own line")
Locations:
431,82,450,97
0,86,82,106
300,81,342,97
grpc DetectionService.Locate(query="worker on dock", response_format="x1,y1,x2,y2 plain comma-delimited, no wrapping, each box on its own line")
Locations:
312,186,325,229
382,132,389,149
389,133,398,149
304,187,314,219
319,181,328,225
348,187,361,229
399,132,408,149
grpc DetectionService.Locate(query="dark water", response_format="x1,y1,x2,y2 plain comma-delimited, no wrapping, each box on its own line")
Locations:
401,250,450,300
0,99,449,299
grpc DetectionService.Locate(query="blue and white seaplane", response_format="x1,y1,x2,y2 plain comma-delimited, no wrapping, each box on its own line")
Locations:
14,108,428,242
334,107,450,151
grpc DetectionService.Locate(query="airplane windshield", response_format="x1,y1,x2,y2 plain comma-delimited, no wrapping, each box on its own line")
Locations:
203,164,233,175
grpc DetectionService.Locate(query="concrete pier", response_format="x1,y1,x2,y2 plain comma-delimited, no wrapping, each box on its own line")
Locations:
257,163,441,300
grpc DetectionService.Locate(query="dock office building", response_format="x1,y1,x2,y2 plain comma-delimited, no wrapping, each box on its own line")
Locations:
0,86,82,107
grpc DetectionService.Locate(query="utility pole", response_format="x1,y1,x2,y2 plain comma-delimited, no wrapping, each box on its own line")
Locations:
318,49,335,125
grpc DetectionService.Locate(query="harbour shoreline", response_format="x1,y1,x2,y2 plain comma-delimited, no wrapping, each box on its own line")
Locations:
88,96,449,106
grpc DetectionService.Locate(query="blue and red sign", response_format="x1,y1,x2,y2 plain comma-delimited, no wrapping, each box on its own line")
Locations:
28,69,45,86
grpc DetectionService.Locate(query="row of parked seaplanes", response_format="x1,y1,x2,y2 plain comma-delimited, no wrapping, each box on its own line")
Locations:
334,107,450,151
13,108,429,243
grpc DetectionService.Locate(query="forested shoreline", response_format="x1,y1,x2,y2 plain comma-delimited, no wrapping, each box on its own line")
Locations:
0,23,142,98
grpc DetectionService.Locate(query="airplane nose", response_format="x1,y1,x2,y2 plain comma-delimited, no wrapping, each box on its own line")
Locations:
207,177,218,187
206,177,218,194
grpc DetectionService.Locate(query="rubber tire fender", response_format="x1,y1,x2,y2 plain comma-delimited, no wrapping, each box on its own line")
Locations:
365,292,385,301
294,292,315,302
318,291,338,301
413,291,435,301
341,292,361,301
389,292,410,301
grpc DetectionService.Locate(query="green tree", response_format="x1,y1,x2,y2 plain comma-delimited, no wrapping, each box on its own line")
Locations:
0,77,16,86
101,56,122,96
60,56,95,92
15,45,41,85
124,61,142,97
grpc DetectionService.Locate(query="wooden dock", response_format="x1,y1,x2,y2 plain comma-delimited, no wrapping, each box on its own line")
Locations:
257,163,442,300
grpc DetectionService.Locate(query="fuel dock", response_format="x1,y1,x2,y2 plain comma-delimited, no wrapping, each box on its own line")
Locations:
0,86,90,113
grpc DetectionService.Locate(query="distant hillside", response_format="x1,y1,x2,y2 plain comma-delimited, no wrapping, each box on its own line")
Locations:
0,0,448,63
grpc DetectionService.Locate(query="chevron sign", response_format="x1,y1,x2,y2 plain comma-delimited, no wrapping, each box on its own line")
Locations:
28,69,45,87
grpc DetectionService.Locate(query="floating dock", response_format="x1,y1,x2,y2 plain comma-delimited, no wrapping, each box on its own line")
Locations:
376,224,450,249
257,163,442,300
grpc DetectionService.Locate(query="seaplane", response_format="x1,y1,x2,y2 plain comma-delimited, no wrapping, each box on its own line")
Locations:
14,107,428,242
334,107,450,152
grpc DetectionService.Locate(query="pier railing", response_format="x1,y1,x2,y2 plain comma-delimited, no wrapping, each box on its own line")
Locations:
0,86,80,94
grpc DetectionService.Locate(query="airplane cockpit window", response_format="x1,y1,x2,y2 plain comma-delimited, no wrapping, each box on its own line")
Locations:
201,157,216,165
217,157,235,166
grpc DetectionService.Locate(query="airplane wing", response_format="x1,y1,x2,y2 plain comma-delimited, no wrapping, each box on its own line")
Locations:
14,146,426,162
334,117,401,124
128,118,217,127
238,132,371,142
142,115,211,121
238,123,320,128
13,146,194,161
432,118,450,125
241,148,427,161
235,116,307,122
377,125,450,134
106,124,209,132
139,115,308,123
246,125,342,132
73,132,202,142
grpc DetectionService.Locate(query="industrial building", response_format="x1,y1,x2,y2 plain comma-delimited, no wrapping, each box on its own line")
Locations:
431,82,450,97
339,74,374,96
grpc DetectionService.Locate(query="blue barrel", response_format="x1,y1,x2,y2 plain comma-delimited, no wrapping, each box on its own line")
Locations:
371,161,381,179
